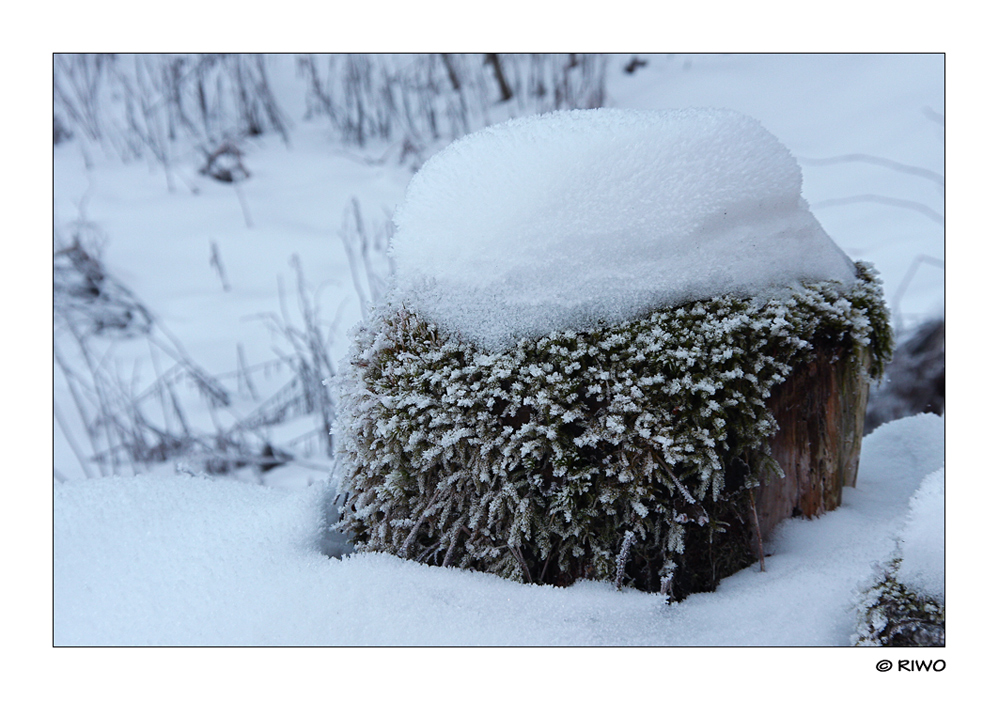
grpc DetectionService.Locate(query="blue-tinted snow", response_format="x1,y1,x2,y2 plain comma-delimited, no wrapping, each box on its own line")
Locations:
896,466,945,602
53,413,942,646
391,108,856,349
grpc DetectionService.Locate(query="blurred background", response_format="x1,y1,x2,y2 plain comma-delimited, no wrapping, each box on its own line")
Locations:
52,53,944,486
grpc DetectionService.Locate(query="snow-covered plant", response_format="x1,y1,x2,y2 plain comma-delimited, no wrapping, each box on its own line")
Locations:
853,554,945,646
333,262,891,597
853,465,944,645
54,54,289,181
298,54,607,158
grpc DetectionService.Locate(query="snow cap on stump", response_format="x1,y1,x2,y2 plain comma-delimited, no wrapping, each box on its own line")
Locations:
390,107,856,350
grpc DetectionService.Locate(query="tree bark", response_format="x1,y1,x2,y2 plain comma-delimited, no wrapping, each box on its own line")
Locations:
755,343,871,541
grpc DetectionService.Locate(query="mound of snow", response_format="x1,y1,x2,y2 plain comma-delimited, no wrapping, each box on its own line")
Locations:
390,107,856,349
54,415,942,645
896,466,945,602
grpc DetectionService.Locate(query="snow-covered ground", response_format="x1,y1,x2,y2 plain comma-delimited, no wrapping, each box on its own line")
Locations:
47,53,951,663
54,413,942,646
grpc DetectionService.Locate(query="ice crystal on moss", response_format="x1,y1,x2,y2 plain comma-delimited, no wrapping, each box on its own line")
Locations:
333,262,892,595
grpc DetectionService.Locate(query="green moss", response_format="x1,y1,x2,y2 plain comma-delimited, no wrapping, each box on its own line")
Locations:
334,262,893,596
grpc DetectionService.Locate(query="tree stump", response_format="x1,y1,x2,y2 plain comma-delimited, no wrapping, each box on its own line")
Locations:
333,266,892,598
755,343,871,541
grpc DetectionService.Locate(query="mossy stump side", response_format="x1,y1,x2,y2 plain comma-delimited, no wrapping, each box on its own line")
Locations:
755,345,871,541
334,263,892,598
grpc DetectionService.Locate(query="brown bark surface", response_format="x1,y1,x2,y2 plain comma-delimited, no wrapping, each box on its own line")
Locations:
754,344,871,541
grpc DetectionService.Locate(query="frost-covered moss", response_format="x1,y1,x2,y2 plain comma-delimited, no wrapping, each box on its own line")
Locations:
853,555,945,646
333,262,892,596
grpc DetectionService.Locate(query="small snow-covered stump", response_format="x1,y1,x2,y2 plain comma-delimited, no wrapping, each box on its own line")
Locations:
333,109,892,598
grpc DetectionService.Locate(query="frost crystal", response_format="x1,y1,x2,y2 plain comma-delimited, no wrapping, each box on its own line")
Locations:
852,554,944,647
332,263,891,595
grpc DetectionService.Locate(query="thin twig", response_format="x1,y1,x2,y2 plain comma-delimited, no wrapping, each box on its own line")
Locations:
798,154,943,186
400,486,445,557
442,524,463,567
233,182,253,228
63,316,118,475
210,240,231,291
892,254,945,334
54,402,96,479
811,195,943,225
237,343,259,400
615,530,637,590
509,543,533,584
748,489,766,573
649,450,697,505
539,548,556,583
337,203,371,321
53,343,101,466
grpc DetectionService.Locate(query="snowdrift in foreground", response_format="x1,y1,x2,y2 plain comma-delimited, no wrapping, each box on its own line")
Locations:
53,413,942,646
851,462,945,646
391,108,856,349
897,467,945,602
